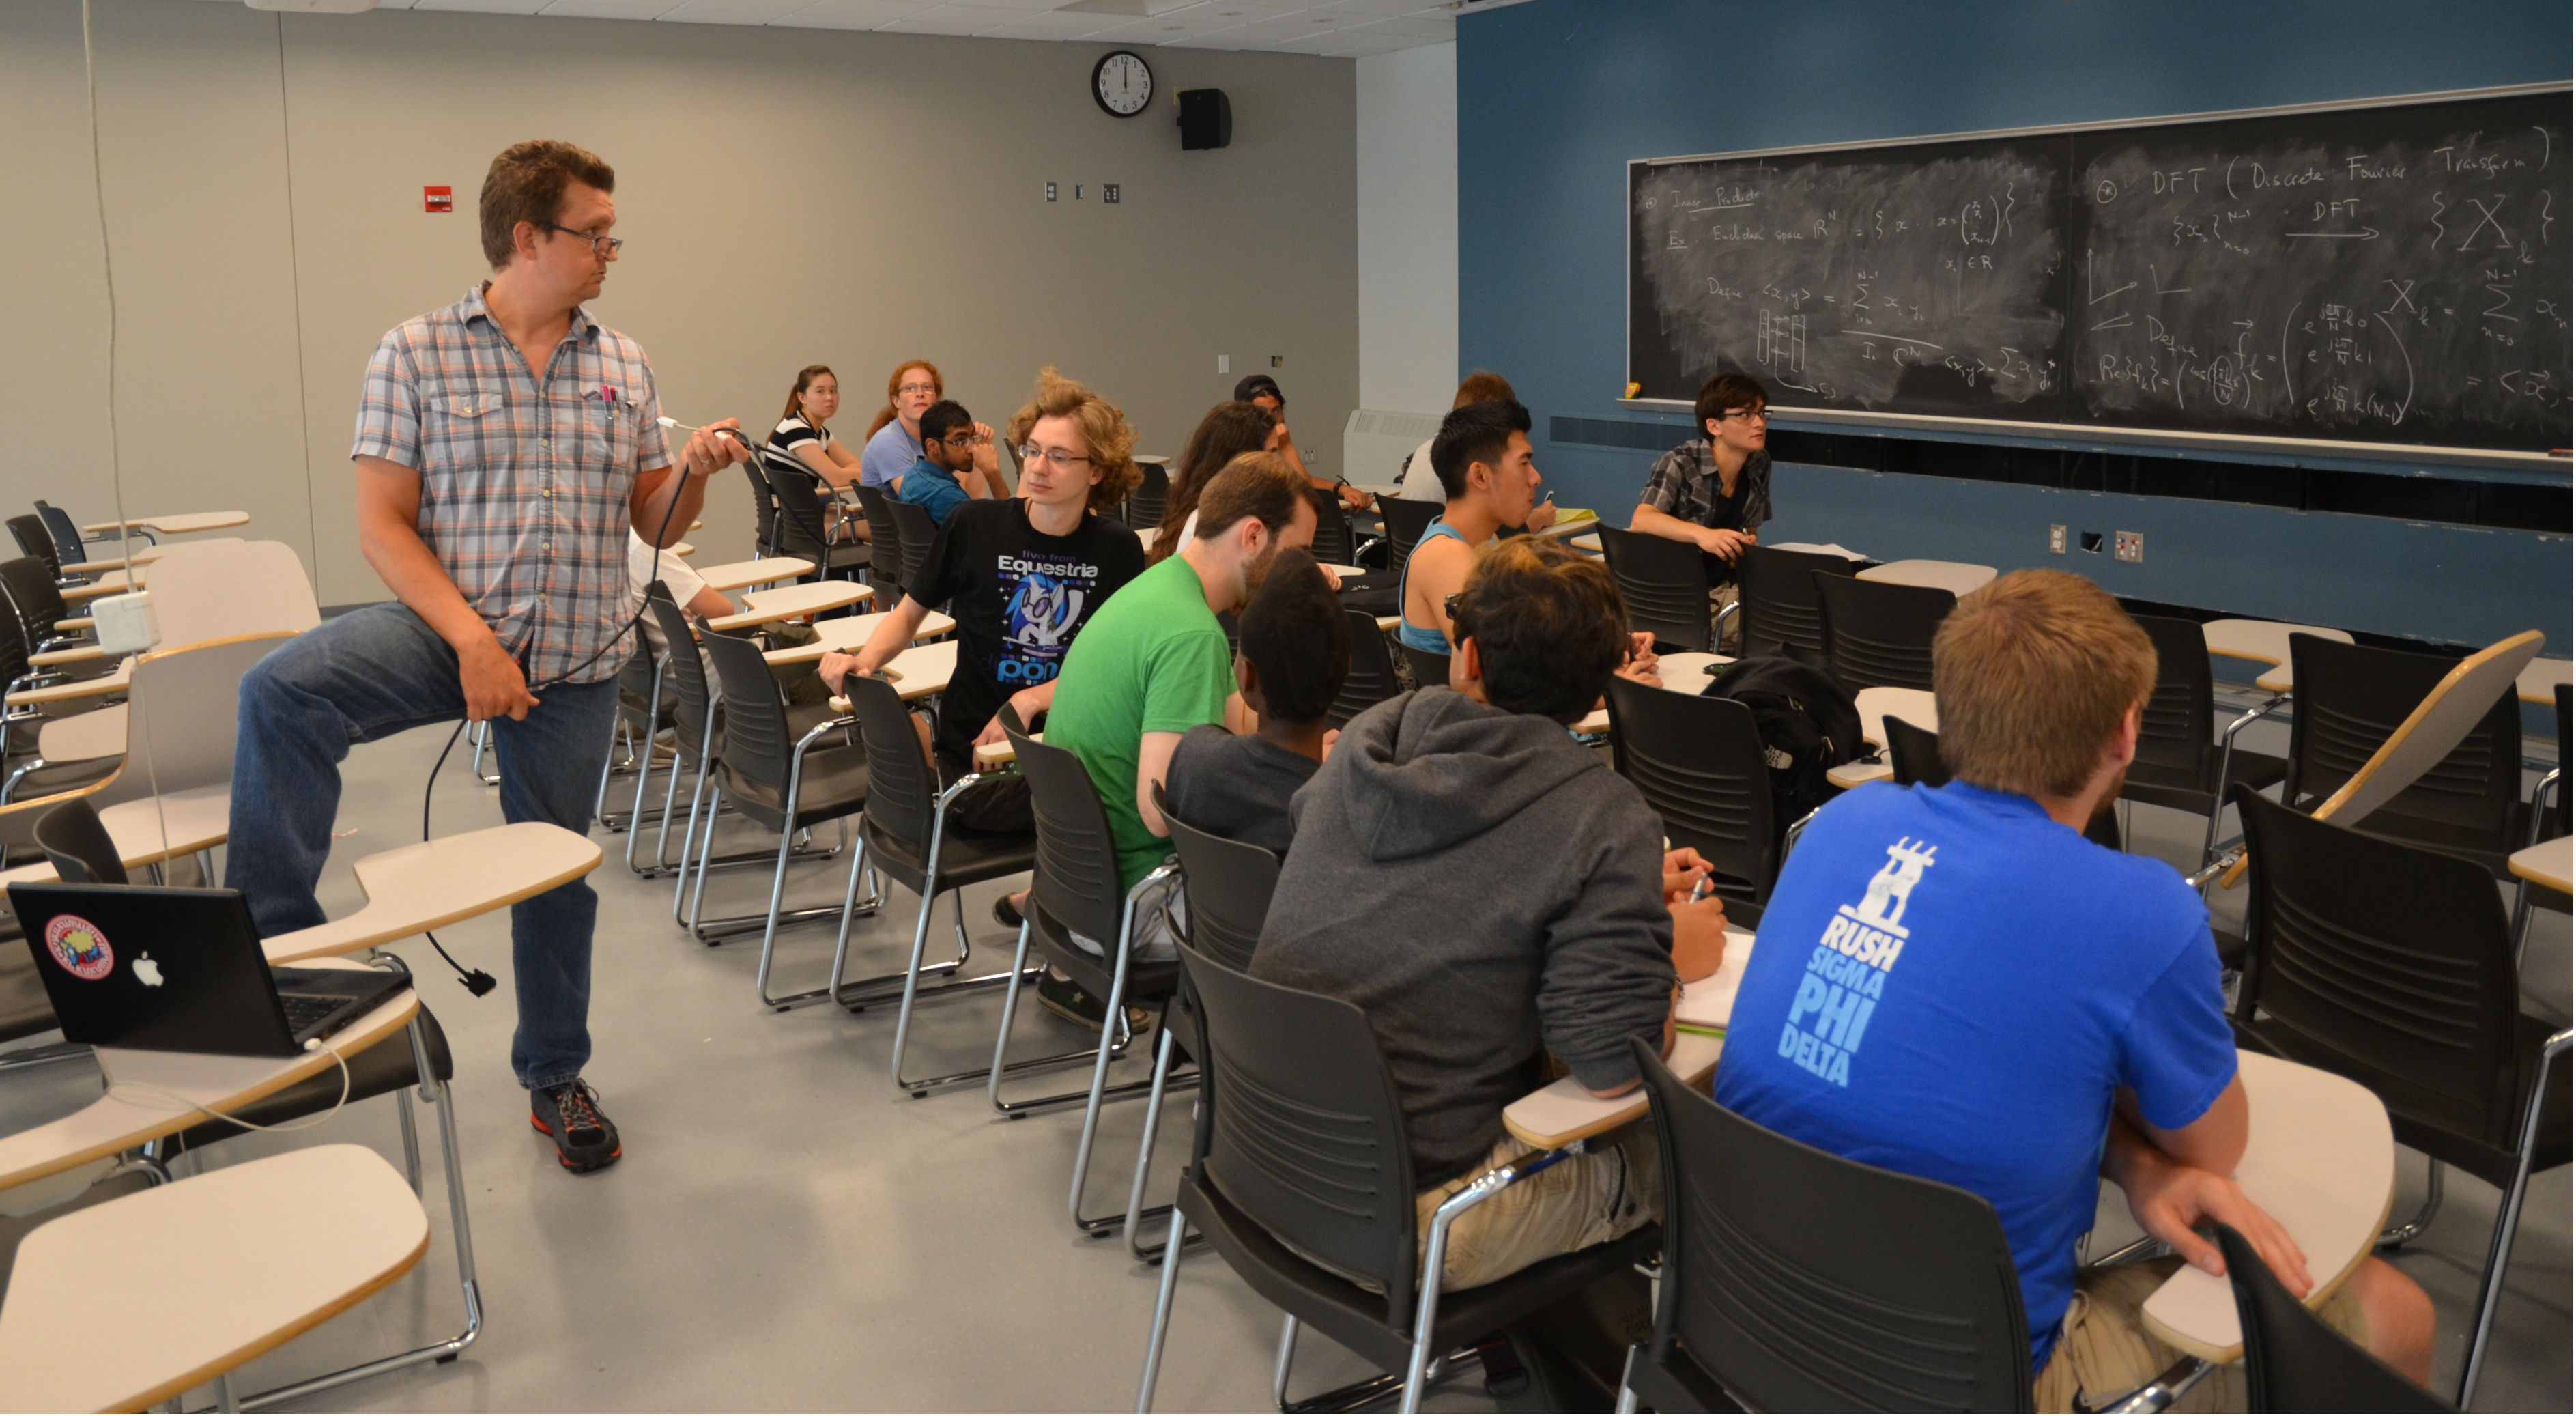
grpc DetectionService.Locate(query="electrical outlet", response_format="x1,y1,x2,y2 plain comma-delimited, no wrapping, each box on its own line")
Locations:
1218,354,1229,375
2080,531,2104,554
1103,184,1120,204
2113,530,2144,564
1045,182,1057,202
2048,524,2067,554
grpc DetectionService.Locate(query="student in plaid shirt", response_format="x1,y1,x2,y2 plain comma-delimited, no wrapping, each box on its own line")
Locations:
1628,371,1775,650
226,141,753,1174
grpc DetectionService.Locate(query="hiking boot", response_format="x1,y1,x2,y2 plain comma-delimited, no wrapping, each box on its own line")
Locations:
530,1079,622,1174
1035,970,1151,1038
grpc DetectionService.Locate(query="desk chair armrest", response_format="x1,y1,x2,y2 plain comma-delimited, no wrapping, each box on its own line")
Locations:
2096,1353,2216,1413
2184,850,2242,891
1405,1144,1584,1409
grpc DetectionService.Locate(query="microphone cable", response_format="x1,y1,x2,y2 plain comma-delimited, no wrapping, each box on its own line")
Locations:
414,421,749,995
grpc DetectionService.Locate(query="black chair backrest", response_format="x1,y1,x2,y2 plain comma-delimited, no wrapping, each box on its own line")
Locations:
1377,498,1442,571
35,799,126,884
761,458,838,567
1814,573,1953,694
2216,1223,2450,1413
1399,642,1449,694
2130,615,2218,786
2235,788,2526,1157
1126,459,1171,530
740,462,779,557
1632,1038,2032,1411
701,629,795,792
1605,674,1776,908
2284,636,2519,843
846,672,937,855
1184,941,1422,1317
643,593,717,755
1883,715,1949,788
33,505,87,567
0,556,68,652
854,483,905,589
1330,609,1401,730
2556,682,2572,838
7,516,57,577
1597,523,1713,651
1156,788,1281,974
1306,492,1357,566
885,499,939,591
1736,545,1857,660
1001,705,1131,948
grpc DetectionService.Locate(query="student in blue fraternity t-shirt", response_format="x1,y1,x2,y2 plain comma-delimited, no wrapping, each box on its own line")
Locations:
1711,569,2433,1412
895,399,982,528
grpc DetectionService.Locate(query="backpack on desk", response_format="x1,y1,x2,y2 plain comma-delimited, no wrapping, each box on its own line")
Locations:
1700,656,1865,833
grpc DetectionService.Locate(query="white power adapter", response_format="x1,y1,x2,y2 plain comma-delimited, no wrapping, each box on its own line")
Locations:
91,590,160,656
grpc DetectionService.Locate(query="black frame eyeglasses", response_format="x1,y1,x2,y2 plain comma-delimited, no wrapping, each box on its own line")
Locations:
541,222,623,257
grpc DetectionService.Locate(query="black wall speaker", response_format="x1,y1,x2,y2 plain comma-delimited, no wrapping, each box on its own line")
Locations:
1178,89,1232,150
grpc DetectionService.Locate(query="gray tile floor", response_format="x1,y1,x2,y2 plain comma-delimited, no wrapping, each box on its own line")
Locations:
3,709,2567,1412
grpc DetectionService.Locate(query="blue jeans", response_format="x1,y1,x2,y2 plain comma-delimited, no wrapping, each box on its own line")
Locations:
225,604,620,1090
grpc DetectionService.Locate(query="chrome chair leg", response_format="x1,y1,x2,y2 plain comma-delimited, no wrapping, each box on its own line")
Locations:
984,921,1143,1116
395,1086,423,1193
1134,1204,1194,1413
2377,1155,2443,1247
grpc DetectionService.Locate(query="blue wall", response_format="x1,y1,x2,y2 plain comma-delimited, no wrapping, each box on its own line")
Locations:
1458,0,2572,651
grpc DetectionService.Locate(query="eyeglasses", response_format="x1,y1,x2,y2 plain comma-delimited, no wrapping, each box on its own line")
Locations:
939,431,979,447
1017,443,1093,470
541,222,622,257
1719,408,1769,423
896,382,939,397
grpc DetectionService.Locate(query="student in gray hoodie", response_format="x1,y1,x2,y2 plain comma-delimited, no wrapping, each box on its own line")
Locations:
1254,537,1729,1292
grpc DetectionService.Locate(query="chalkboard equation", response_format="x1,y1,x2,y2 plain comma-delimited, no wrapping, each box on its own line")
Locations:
1629,88,2571,457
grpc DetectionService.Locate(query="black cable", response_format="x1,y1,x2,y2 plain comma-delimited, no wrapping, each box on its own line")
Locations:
414,427,746,996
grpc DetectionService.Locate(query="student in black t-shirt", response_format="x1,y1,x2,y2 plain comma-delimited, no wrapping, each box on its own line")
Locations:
820,368,1145,831
1162,548,1349,857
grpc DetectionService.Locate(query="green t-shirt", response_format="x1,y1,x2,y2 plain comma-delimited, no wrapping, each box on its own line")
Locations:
1044,554,1235,890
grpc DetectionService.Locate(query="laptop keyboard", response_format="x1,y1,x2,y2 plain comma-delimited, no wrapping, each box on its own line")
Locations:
278,993,347,1036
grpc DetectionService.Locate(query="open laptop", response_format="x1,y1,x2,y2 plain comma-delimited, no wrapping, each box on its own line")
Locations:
7,882,412,1058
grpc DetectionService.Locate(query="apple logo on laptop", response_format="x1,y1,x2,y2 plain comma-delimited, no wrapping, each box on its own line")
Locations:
132,952,164,988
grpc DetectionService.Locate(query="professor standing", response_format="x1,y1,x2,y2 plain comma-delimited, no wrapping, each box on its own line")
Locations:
227,140,750,1174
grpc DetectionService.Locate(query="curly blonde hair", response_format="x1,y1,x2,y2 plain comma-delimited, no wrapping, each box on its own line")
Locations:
1005,367,1139,513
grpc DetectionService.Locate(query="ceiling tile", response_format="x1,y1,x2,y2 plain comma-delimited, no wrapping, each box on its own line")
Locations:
775,0,927,24
410,0,553,14
1343,13,1447,38
538,0,677,14
873,3,1031,32
971,9,1120,37
659,0,810,20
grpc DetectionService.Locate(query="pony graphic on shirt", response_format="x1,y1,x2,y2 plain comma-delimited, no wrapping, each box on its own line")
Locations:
1005,571,1085,653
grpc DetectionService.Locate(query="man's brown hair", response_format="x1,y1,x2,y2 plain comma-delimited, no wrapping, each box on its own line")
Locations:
1005,367,1140,513
1452,370,1517,410
480,140,614,270
1692,371,1766,431
1450,537,1629,724
1932,569,2156,798
1191,451,1310,544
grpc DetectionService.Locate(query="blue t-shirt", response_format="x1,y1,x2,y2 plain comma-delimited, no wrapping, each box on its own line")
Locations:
1710,780,2237,1372
860,421,921,490
896,457,970,527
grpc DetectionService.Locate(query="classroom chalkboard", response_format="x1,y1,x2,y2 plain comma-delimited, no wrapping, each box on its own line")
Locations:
1628,86,2572,461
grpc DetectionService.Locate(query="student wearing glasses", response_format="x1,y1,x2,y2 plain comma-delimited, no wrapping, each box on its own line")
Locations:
226,139,754,1176
893,400,991,529
1629,371,1773,648
861,359,1005,499
818,368,1145,834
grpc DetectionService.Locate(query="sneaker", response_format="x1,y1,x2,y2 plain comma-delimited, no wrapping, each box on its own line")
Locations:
1035,970,1151,1038
530,1080,622,1174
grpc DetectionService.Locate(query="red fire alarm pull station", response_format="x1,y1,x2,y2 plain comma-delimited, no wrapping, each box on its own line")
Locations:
424,186,453,213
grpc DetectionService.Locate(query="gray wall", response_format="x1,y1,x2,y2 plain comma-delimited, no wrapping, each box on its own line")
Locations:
1,0,1358,606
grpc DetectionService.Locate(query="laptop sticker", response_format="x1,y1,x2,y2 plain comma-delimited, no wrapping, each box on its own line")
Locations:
44,914,115,981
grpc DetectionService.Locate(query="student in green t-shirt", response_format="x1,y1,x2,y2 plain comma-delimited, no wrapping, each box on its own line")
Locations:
1033,451,1319,957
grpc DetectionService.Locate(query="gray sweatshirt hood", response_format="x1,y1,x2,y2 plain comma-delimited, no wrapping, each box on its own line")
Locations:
1326,689,1603,864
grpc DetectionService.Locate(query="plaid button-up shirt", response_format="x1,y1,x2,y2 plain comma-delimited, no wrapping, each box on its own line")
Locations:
1638,442,1773,533
352,285,670,686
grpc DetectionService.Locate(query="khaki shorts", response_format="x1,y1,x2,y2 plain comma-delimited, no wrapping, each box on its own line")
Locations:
1412,1122,1660,1292
2032,1255,2371,1413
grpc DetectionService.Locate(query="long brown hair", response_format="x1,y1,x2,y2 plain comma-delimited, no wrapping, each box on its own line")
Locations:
1153,401,1278,562
865,358,943,439
777,365,835,431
